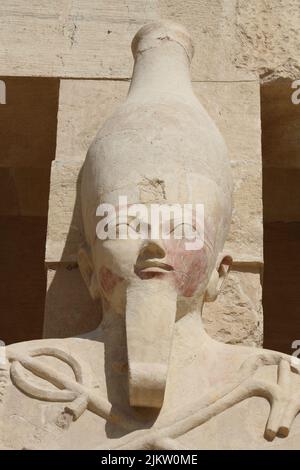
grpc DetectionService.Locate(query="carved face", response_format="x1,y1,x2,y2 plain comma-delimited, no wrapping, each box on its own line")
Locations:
85,189,224,314
100,239,206,302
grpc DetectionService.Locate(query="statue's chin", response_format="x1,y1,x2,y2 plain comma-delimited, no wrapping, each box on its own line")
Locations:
125,278,177,408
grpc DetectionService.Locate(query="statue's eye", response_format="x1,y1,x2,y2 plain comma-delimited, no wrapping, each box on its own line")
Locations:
115,222,130,235
134,222,141,232
129,220,150,234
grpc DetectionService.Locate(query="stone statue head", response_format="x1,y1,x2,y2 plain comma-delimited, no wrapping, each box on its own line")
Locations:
78,20,233,408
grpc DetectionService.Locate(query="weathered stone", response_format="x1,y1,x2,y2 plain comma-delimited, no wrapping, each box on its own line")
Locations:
235,0,300,82
203,269,263,346
1,1,299,83
46,160,83,263
160,0,254,81
0,1,159,78
194,82,262,262
55,80,128,161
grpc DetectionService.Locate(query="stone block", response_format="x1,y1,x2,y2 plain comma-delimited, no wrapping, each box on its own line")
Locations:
160,0,254,81
46,160,83,263
194,82,263,262
0,1,159,78
1,1,299,82
203,269,263,346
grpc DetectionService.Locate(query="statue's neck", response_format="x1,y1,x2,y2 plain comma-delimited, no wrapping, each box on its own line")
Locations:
127,42,195,103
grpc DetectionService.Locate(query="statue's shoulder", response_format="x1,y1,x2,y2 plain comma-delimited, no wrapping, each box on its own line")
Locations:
179,344,300,450
5,336,105,361
0,336,108,450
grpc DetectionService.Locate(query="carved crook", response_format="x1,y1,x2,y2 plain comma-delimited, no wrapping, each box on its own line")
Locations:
8,347,111,422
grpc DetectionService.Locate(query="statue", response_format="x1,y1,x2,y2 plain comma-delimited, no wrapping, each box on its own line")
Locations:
1,21,300,450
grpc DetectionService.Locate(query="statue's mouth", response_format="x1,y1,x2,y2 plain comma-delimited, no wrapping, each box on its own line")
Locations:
134,261,173,277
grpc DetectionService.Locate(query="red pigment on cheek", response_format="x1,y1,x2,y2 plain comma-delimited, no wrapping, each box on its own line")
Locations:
164,238,208,297
99,267,123,293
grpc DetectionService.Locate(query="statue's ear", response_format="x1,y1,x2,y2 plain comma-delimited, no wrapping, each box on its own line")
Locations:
204,253,232,302
78,245,100,300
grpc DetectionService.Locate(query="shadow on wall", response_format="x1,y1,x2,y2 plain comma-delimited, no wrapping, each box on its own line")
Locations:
43,166,101,339
262,77,300,354
0,77,59,344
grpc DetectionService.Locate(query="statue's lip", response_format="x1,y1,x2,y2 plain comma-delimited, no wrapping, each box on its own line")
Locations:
134,261,174,274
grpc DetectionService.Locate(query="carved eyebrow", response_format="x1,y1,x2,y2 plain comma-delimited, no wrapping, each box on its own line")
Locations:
161,217,193,228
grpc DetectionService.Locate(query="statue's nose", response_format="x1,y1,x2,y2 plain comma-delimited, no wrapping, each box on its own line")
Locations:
138,241,165,261
134,241,173,279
